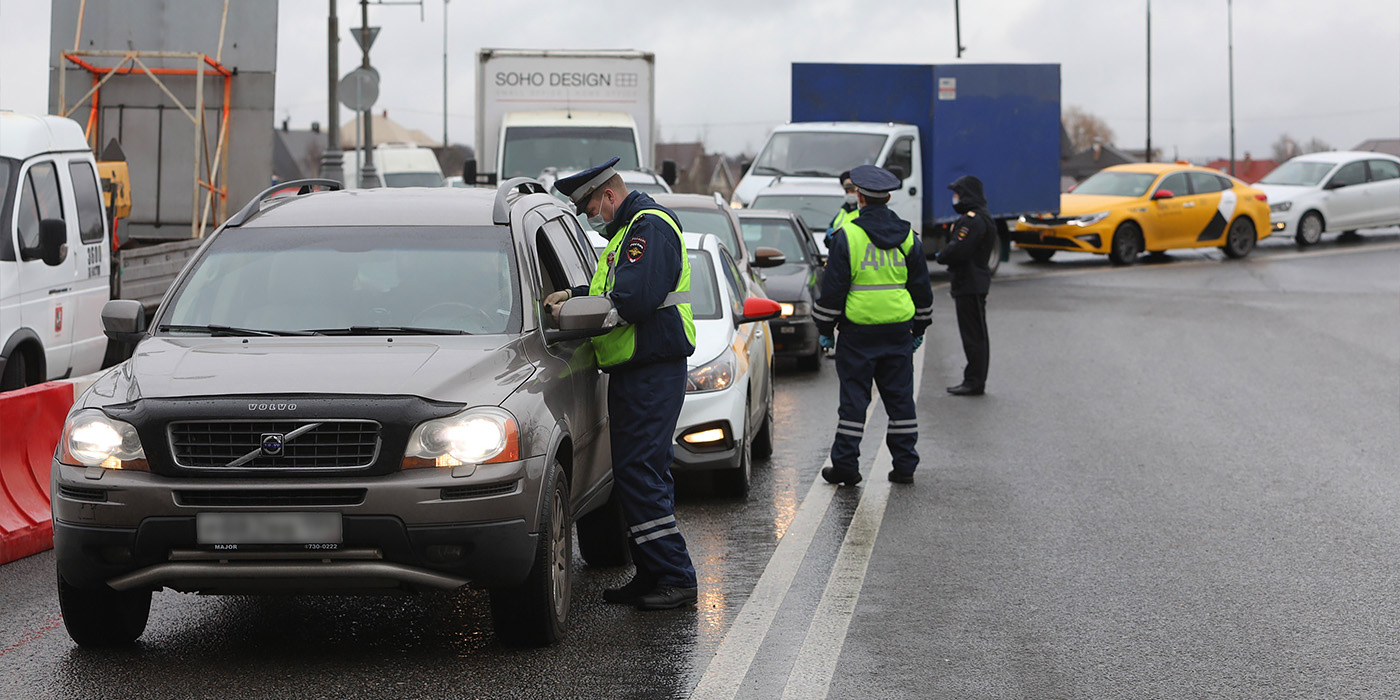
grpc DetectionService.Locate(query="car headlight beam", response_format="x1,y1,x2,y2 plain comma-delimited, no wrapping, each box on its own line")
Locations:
60,410,148,470
404,407,519,468
1270,201,1292,213
687,349,737,393
1069,211,1110,227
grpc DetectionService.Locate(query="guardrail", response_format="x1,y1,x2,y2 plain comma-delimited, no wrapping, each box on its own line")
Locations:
0,373,102,565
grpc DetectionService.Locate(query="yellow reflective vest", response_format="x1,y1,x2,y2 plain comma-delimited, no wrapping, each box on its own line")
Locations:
842,221,916,325
587,209,696,368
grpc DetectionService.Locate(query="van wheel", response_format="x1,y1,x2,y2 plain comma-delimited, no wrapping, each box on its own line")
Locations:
58,573,151,647
1,351,30,391
490,463,572,646
576,488,631,568
1222,217,1256,259
1108,222,1143,266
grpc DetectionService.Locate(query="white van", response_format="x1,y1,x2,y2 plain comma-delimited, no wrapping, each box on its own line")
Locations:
0,112,111,390
341,143,445,188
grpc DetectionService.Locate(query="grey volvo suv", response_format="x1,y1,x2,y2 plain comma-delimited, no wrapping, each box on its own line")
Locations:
52,178,628,647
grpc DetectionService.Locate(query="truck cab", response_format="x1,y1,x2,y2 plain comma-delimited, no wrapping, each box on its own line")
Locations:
0,112,111,390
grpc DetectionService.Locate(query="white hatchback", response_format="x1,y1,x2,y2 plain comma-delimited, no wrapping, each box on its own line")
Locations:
1255,151,1400,246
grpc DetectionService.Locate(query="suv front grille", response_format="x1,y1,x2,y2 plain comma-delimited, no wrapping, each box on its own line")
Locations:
169,420,381,470
174,489,368,507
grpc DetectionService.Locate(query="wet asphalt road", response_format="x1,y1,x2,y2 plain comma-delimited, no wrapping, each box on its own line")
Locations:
1,229,1397,699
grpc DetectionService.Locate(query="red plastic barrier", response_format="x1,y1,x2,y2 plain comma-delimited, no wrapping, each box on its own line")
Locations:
0,381,76,564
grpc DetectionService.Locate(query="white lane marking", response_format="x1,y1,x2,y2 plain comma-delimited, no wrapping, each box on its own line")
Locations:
688,344,927,700
779,340,925,700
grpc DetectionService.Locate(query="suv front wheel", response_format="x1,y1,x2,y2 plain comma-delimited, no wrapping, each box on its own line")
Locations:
58,573,152,647
490,462,572,646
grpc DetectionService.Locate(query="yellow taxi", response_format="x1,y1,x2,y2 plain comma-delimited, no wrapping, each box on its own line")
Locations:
1015,163,1272,265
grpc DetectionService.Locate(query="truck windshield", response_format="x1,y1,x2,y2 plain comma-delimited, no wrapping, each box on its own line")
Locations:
750,194,845,232
502,126,640,179
751,132,888,178
161,226,520,336
383,172,446,188
1258,161,1334,187
1072,171,1159,197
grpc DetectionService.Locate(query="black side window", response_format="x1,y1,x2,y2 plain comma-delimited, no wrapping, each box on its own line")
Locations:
1367,159,1400,182
1156,172,1189,197
544,218,592,287
883,136,915,180
1188,172,1224,194
1329,162,1366,188
719,248,746,319
69,161,106,244
534,229,569,301
17,161,64,258
1217,175,1236,191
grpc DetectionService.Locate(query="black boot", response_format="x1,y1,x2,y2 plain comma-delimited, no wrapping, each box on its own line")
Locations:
635,585,698,611
821,466,862,486
947,384,984,396
887,470,914,484
603,574,655,604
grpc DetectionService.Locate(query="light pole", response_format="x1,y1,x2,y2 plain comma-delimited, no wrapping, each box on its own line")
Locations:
442,0,449,148
319,0,343,182
1145,0,1152,163
954,0,967,58
1228,0,1236,176
359,0,379,188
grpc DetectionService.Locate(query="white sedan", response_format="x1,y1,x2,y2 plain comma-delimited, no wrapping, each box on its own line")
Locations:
1255,151,1400,246
674,232,778,496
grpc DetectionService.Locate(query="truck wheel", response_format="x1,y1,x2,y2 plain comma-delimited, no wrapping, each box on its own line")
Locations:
1222,217,1256,259
1025,248,1056,262
576,488,631,568
490,463,572,646
1108,222,1143,266
58,573,151,647
0,350,30,391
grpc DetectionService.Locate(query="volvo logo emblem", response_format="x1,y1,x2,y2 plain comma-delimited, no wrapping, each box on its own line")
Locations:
260,433,285,456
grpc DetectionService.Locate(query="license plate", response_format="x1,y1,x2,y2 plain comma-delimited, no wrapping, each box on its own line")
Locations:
779,326,796,334
196,512,342,546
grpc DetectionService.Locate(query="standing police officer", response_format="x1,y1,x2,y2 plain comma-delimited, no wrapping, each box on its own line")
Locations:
547,157,699,610
812,165,934,485
823,170,860,250
936,175,994,396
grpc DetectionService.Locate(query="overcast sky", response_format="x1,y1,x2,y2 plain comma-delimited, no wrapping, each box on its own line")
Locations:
2,0,1397,162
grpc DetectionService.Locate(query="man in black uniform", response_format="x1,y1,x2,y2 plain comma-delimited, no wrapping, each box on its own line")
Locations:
547,157,699,611
936,175,994,396
813,165,934,485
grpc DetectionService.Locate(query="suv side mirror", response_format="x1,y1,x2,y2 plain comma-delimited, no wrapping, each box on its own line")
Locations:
546,295,620,342
661,160,678,187
101,299,147,343
737,297,781,324
39,218,68,266
750,246,786,268
462,158,477,185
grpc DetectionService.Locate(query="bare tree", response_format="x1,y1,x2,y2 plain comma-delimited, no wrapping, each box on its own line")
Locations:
1272,133,1332,161
1302,137,1332,154
1064,105,1116,152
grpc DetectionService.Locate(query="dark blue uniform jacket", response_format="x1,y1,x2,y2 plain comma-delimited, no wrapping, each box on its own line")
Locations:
815,203,934,338
936,176,994,297
571,190,696,371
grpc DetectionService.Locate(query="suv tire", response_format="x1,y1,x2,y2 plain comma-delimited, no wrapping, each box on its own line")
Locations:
57,573,151,647
490,462,572,646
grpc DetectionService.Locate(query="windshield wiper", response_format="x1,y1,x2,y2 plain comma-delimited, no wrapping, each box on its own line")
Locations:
792,169,834,177
158,324,317,337
309,326,470,336
751,165,790,176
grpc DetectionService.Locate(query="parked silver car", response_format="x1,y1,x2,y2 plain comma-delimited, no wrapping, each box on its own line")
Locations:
52,178,628,648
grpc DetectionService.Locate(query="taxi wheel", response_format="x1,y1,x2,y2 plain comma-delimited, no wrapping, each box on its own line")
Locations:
1222,217,1257,259
1295,211,1323,246
1108,222,1143,266
1025,248,1056,263
752,373,775,459
490,462,572,646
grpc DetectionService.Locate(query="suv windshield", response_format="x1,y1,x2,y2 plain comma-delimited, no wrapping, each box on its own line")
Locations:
162,226,520,335
1259,160,1335,187
741,217,806,264
750,195,844,232
751,132,888,178
673,208,740,259
502,126,640,179
1073,171,1158,197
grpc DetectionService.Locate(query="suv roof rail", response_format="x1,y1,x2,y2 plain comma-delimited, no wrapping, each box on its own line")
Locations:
493,177,550,225
226,178,342,228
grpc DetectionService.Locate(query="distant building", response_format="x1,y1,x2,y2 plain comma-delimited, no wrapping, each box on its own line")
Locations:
1062,142,1140,185
272,120,326,183
1353,138,1400,158
656,142,738,197
1205,154,1278,183
339,111,438,149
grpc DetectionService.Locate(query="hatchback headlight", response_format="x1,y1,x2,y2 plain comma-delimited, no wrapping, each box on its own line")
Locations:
1069,211,1109,227
778,301,811,318
59,409,148,470
1270,201,1292,213
687,349,736,393
404,407,519,468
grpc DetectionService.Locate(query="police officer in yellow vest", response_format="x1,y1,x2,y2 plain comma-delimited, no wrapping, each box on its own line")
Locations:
812,165,934,485
547,157,699,610
823,170,860,250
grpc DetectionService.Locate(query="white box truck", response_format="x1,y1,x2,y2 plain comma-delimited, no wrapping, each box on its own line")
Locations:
467,49,674,191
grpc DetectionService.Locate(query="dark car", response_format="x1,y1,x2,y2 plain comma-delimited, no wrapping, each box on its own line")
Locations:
737,209,825,370
52,178,630,648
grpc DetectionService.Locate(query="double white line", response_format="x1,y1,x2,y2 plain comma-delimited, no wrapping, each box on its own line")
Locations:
690,345,926,700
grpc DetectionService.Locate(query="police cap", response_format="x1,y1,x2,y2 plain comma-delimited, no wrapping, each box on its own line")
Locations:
553,157,621,209
849,164,900,197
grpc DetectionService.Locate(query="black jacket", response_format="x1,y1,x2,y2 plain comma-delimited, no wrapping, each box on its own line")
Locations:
814,203,934,337
571,190,695,370
936,175,994,297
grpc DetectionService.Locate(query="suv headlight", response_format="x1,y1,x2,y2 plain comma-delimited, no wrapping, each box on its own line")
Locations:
1069,211,1110,227
59,409,148,471
779,301,811,318
1270,201,1292,213
403,407,519,468
687,348,736,393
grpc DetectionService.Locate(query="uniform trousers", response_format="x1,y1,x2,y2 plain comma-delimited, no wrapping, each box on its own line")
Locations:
831,331,919,477
954,293,989,390
606,358,697,588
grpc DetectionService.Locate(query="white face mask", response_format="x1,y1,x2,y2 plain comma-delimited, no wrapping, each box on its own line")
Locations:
952,193,961,206
586,192,611,231
844,192,858,205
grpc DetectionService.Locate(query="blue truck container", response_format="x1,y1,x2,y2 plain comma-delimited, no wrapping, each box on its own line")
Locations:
790,62,1062,226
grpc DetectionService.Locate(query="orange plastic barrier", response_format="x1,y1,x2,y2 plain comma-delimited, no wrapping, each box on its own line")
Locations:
0,381,76,565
